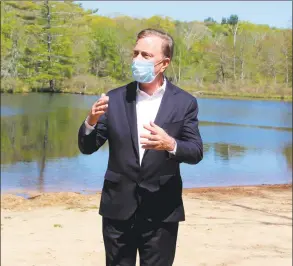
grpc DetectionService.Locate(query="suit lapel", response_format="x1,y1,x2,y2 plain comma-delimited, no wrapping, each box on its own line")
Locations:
154,81,177,128
142,80,178,160
124,82,139,160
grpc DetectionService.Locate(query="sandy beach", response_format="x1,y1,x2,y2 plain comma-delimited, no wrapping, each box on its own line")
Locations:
1,184,292,266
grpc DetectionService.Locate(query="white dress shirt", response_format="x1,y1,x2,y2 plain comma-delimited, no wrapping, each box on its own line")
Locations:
84,77,177,165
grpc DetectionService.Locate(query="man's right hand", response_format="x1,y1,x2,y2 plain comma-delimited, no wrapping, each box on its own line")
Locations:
87,93,109,126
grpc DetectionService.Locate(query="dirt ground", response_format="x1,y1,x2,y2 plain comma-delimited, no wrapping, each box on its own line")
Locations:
1,184,292,266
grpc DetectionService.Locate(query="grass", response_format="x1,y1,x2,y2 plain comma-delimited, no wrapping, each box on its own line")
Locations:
191,90,292,101
1,79,292,101
53,224,63,228
65,205,99,212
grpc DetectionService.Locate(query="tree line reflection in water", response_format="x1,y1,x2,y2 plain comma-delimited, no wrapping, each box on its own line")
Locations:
1,94,292,191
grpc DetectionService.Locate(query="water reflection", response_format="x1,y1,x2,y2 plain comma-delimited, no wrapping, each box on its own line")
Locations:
282,144,293,171
207,143,247,162
1,93,292,192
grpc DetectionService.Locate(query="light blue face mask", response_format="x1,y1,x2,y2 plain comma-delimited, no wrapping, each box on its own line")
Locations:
131,59,163,83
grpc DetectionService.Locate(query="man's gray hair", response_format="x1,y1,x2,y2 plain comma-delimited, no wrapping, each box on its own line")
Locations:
136,28,174,60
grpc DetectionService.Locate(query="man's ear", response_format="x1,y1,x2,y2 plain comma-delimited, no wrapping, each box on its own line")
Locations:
161,58,170,72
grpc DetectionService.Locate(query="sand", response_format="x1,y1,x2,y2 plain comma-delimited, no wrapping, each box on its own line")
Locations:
1,184,292,266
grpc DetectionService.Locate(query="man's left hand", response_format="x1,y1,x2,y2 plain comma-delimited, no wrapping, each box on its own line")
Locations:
140,121,175,151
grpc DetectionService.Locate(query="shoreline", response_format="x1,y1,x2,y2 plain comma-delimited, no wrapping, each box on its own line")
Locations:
2,183,292,265
1,90,292,102
1,183,291,211
2,183,291,195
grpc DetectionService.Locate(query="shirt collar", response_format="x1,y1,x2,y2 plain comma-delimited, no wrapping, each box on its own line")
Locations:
136,76,166,97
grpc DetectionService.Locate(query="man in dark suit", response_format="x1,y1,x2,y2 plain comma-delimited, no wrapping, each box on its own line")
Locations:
78,28,203,266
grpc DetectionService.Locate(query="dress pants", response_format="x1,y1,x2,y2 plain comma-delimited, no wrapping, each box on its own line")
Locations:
102,214,179,266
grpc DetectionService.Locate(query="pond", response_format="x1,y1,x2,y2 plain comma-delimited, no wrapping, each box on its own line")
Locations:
1,93,292,193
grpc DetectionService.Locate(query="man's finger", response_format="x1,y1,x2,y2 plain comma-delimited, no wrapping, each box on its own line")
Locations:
93,110,105,115
101,93,109,101
103,96,109,104
150,121,158,128
94,104,107,111
140,139,158,145
140,133,159,141
141,145,159,150
95,98,108,106
94,104,108,112
143,124,158,134
97,93,109,104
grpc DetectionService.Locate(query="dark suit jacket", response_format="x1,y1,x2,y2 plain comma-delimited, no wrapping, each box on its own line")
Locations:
78,79,203,222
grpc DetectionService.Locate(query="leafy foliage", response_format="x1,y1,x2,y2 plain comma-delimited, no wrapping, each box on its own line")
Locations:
1,1,292,97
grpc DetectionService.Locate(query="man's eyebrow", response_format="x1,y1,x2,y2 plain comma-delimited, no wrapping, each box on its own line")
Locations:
133,49,154,56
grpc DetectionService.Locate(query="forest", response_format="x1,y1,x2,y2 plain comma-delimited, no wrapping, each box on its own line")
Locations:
1,1,292,100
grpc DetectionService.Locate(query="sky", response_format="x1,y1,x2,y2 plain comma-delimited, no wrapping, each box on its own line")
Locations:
76,1,292,29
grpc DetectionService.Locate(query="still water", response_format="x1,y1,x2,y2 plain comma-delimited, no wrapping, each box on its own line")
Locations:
1,93,292,193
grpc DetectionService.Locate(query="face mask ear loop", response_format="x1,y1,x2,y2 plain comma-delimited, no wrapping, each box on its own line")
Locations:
154,57,166,67
153,57,167,78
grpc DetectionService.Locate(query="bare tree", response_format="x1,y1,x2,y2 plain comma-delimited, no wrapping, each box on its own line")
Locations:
176,22,211,84
280,30,292,87
211,34,231,85
238,31,250,82
228,23,239,80
224,15,240,81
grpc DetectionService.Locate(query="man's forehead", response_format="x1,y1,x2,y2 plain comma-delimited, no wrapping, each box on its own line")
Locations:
134,36,163,53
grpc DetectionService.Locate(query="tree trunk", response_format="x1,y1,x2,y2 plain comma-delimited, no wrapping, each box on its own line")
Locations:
284,51,289,87
240,58,244,81
240,45,245,82
178,49,181,83
44,0,54,91
232,24,238,81
170,62,178,83
11,37,19,79
220,51,225,84
220,64,225,83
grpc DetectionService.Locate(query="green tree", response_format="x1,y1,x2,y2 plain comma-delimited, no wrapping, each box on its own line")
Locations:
1,3,292,99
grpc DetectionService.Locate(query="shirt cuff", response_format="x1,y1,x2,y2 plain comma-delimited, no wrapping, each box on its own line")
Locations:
84,117,96,135
168,140,177,155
